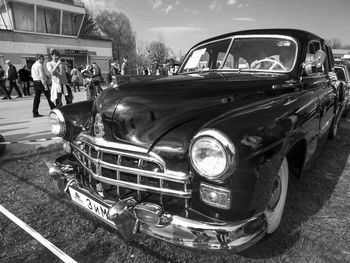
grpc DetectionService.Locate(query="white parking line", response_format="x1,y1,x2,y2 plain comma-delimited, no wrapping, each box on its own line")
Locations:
0,204,77,263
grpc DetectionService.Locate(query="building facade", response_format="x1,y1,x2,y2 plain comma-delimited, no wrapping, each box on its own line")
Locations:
332,49,350,61
0,0,112,76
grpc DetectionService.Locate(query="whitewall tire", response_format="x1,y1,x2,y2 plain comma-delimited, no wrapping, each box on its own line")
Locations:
265,158,289,234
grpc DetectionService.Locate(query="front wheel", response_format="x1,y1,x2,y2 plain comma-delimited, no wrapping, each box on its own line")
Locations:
342,105,349,117
265,158,289,234
0,134,6,156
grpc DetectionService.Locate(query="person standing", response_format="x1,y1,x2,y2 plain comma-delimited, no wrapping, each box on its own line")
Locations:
46,49,73,107
70,65,80,92
121,56,129,75
31,54,55,117
91,62,102,94
81,64,94,100
18,65,32,96
5,60,22,98
108,59,120,82
0,65,11,100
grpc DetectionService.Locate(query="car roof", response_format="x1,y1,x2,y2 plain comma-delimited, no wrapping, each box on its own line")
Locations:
192,28,322,49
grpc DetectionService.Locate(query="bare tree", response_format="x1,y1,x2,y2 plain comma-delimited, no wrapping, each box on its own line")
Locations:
135,40,151,74
326,38,343,49
147,40,170,64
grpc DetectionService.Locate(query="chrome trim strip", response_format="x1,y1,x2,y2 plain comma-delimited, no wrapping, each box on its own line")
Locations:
78,133,149,154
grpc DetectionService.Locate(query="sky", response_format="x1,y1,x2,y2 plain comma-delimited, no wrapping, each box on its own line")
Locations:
81,0,350,58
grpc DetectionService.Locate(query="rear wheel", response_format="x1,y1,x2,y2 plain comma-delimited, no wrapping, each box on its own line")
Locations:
265,158,289,234
328,117,339,140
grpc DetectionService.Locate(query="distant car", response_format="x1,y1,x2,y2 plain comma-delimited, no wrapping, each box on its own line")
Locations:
334,64,350,117
47,29,343,252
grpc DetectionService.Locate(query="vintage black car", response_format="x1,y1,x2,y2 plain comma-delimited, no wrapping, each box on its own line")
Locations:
334,63,350,117
47,29,343,252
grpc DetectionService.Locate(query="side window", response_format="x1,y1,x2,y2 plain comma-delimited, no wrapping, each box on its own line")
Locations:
335,68,346,81
304,41,325,75
198,51,210,70
223,54,234,69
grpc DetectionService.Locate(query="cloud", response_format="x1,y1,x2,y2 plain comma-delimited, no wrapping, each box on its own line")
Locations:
209,0,221,12
227,0,237,5
184,8,200,15
192,9,200,15
163,5,173,14
237,3,249,8
149,0,162,9
232,17,256,21
147,26,204,34
81,0,107,13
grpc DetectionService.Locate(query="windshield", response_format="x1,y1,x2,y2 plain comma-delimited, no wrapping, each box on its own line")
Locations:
180,36,298,73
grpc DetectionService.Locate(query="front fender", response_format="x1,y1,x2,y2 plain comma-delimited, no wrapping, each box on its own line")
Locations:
56,100,95,142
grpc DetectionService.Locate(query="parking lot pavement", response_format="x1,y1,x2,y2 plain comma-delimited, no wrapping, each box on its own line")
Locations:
0,89,87,157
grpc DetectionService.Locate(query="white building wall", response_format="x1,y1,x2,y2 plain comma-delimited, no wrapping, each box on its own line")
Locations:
0,41,111,57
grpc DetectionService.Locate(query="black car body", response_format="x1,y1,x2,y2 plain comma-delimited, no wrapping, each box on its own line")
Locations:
47,29,343,252
334,63,350,116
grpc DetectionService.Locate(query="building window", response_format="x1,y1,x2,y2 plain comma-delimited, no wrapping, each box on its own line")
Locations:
62,11,83,36
37,6,60,34
0,0,12,30
11,2,34,31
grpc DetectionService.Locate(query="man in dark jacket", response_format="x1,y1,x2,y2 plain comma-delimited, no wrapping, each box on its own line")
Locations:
0,65,11,100
18,65,32,95
5,60,22,98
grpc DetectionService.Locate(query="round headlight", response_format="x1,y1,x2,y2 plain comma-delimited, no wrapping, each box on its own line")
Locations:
191,136,227,178
190,129,236,181
49,109,66,137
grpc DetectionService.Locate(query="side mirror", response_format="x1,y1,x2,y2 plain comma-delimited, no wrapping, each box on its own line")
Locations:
314,50,326,65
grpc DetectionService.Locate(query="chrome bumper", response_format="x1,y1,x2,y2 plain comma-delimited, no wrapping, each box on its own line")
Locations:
46,158,267,252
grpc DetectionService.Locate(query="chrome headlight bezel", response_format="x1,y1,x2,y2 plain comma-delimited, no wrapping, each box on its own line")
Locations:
189,129,237,182
49,109,66,137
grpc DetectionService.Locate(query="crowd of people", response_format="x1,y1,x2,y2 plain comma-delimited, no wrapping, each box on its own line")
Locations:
0,49,104,118
0,52,180,118
106,56,179,82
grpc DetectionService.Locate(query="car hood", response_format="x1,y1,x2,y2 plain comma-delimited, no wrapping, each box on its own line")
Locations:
95,72,291,150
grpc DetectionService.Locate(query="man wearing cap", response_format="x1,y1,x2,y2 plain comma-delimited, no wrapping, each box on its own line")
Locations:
5,59,22,98
31,54,55,117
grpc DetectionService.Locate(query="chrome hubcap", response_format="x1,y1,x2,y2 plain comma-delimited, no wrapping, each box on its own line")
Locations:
268,176,282,210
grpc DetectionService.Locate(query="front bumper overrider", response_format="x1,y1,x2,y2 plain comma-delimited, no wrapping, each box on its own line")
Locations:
46,155,267,252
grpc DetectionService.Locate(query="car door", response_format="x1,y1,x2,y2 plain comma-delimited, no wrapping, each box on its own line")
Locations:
300,40,337,140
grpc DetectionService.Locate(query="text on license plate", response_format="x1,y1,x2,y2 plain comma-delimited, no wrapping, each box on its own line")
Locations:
68,187,115,226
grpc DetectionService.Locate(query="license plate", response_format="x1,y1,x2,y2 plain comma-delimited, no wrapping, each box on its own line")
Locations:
68,187,116,226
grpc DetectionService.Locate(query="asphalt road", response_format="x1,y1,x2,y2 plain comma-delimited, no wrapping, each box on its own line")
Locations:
0,88,87,157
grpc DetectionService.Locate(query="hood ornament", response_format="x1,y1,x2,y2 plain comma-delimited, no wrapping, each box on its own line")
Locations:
94,113,105,138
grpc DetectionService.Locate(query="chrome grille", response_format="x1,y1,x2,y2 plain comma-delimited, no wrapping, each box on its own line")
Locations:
71,135,191,201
